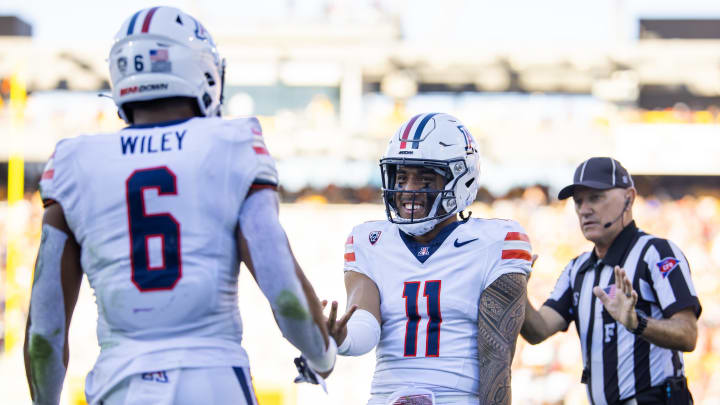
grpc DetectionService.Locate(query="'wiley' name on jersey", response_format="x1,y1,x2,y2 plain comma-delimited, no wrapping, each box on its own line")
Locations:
121,129,187,155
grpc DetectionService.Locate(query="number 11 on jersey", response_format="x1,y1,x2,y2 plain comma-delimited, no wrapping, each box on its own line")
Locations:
402,280,442,357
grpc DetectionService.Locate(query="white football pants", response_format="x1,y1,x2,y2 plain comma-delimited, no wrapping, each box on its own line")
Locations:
98,366,257,405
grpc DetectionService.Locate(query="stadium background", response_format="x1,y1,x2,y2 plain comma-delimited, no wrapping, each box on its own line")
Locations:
1,1,720,404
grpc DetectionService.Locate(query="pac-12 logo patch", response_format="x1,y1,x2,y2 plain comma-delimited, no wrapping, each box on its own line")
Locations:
418,247,430,256
369,231,382,245
657,257,679,278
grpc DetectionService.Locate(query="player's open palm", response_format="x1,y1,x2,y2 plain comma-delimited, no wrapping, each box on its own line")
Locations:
593,266,638,329
322,300,358,348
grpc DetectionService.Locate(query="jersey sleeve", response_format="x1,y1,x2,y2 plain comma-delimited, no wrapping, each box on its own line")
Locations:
245,117,278,191
542,259,576,328
342,228,375,283
644,238,702,319
483,221,532,290
38,139,78,209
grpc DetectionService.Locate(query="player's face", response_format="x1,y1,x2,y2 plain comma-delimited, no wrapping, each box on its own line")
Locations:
394,166,445,219
573,187,628,243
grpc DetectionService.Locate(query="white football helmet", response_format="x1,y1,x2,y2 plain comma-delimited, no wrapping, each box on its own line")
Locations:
109,6,225,123
380,113,480,236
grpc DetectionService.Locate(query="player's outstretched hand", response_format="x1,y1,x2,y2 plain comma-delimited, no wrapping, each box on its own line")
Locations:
322,300,358,348
593,265,639,330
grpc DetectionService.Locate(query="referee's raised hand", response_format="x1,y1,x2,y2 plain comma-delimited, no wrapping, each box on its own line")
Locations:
593,265,639,330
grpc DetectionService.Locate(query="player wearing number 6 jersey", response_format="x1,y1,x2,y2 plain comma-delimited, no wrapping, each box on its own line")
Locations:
324,113,532,405
24,6,335,405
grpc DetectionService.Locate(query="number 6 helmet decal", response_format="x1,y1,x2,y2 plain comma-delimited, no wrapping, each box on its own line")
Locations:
109,6,225,123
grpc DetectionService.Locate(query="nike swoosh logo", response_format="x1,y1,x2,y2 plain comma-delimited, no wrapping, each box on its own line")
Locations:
454,238,478,248
439,142,455,147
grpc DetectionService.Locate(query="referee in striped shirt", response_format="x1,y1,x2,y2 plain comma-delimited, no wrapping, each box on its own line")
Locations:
521,157,701,405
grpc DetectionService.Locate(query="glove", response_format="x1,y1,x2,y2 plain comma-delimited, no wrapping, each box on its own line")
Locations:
293,355,328,393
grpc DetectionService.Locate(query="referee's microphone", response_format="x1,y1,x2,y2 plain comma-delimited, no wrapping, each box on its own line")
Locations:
604,198,630,228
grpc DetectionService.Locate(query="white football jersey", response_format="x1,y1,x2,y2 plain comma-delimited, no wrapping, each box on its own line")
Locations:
39,116,277,402
343,218,532,400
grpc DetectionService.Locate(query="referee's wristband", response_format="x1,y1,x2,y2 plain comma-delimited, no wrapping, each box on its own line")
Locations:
631,311,648,336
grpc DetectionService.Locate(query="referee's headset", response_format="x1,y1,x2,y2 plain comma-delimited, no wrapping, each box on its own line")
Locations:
603,196,631,229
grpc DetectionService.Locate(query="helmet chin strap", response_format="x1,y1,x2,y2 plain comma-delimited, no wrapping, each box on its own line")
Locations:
397,192,445,236
399,218,440,236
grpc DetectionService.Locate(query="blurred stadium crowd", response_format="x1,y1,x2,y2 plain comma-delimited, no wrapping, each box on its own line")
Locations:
2,186,719,404
1,79,720,405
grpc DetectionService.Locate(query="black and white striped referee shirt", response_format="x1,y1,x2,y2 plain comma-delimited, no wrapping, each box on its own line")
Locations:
544,221,702,405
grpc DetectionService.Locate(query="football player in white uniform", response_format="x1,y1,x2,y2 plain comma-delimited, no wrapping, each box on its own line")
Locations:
23,6,335,405
324,113,532,405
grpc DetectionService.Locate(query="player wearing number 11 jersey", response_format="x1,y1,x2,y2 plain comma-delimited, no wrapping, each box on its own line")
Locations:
24,7,335,405
324,113,532,405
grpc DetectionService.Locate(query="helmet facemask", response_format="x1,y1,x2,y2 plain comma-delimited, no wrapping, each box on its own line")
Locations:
380,158,468,236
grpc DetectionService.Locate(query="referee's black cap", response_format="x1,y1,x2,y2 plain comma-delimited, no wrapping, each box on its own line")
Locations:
558,157,634,200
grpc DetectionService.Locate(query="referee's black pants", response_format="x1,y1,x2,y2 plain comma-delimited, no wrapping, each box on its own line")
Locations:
621,378,693,405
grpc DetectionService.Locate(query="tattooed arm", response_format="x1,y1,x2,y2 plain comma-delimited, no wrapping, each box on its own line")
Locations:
477,273,527,405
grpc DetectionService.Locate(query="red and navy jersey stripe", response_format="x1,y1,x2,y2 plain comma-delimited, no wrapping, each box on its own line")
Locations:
250,179,277,191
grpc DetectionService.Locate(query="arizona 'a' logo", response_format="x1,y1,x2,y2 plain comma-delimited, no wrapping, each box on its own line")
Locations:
657,257,679,278
369,231,382,245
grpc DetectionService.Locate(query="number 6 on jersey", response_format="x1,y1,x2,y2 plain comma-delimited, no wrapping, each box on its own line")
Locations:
126,166,182,291
403,280,442,357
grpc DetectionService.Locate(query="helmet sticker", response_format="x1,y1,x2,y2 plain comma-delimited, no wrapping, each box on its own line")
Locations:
117,57,128,74
150,49,171,73
457,125,475,154
193,17,212,43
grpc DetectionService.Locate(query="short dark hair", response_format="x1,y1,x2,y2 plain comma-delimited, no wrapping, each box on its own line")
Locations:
122,96,201,124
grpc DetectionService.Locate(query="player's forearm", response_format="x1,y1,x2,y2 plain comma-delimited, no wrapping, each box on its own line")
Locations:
26,329,67,404
239,190,334,370
477,273,527,405
26,224,73,404
630,312,697,352
476,345,512,405
24,319,35,400
294,259,330,348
